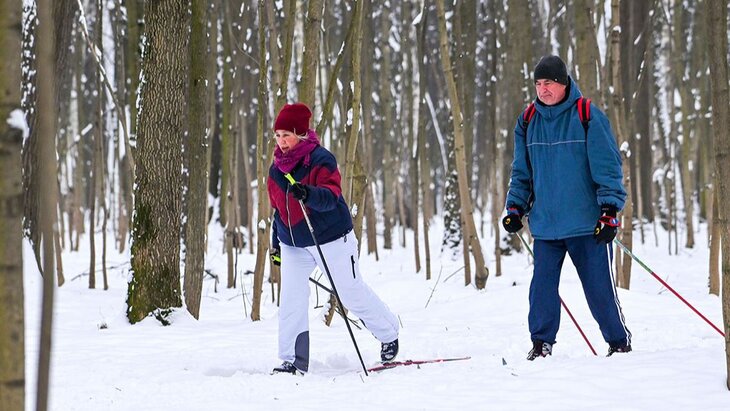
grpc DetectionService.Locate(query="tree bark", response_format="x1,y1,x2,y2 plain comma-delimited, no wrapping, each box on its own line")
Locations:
610,0,633,289
127,0,187,324
0,1,25,408
704,0,730,390
574,0,600,99
183,0,209,320
342,0,364,205
709,187,720,296
436,0,489,289
251,0,275,321
36,0,58,408
299,0,324,108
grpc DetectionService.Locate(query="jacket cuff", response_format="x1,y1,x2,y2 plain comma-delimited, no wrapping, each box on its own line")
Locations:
506,204,524,216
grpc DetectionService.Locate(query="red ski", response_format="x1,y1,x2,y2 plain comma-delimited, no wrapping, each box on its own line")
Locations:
367,356,471,372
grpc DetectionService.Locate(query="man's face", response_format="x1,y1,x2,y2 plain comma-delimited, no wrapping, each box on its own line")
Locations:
535,79,567,106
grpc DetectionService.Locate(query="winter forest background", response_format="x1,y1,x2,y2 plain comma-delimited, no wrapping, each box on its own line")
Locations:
1,0,730,410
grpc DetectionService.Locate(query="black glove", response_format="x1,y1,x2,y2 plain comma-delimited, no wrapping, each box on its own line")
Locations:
502,206,524,233
290,183,309,202
594,204,620,244
270,248,281,266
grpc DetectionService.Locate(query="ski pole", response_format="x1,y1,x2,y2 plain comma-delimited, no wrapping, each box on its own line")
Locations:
284,173,369,375
308,277,362,330
613,238,725,337
516,233,598,356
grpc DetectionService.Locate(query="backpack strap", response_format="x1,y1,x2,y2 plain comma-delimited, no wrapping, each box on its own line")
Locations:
576,97,591,134
521,98,591,134
521,102,537,132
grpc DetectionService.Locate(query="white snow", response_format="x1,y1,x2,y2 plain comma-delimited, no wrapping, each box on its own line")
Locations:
22,219,728,410
7,108,29,141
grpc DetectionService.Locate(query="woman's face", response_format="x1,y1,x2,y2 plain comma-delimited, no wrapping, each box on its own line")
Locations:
274,130,301,153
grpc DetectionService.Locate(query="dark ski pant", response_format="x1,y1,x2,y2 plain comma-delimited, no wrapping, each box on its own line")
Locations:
529,235,631,347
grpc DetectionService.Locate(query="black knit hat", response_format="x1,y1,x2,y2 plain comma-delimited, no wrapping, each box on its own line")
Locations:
534,55,569,86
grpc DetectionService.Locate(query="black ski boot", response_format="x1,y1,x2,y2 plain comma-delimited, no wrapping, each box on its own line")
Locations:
527,340,552,361
381,339,399,362
607,343,632,357
271,361,304,375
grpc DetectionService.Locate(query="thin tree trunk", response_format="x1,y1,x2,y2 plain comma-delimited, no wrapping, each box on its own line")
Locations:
36,0,58,407
436,0,489,289
672,0,695,249
342,0,364,205
379,4,395,251
251,0,273,321
709,187,720,296
574,0,600,99
89,0,103,290
610,0,633,289
415,2,429,278
704,0,730,389
183,0,209,319
299,0,323,108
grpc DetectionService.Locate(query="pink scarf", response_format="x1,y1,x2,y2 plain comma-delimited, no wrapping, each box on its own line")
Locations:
273,129,321,174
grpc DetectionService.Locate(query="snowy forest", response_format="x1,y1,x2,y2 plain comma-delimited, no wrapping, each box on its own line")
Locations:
1,0,730,410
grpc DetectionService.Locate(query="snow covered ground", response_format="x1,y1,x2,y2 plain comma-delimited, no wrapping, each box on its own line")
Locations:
23,222,729,410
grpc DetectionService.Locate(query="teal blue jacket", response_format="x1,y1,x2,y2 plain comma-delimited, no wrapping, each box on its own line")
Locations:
506,79,626,240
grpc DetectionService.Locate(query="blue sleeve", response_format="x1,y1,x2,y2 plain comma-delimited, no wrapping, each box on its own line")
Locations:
505,117,533,213
586,106,626,210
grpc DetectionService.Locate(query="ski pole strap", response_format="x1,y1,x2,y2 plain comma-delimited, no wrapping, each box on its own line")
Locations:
599,215,620,227
284,173,297,185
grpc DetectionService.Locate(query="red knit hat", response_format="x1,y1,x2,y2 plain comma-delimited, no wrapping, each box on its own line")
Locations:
274,103,312,135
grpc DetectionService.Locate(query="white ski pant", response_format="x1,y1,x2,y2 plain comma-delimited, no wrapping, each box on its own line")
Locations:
278,231,399,372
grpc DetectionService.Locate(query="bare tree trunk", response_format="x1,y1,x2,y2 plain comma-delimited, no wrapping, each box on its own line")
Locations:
672,0,695,249
574,0,600,100
436,0,489,289
219,4,232,230
71,43,85,252
89,0,104,290
326,0,364,325
36,0,58,407
610,0,633,289
709,187,720,296
342,0,364,205
127,0,187,324
0,1,25,407
251,0,274,321
379,4,396,251
299,0,323,108
704,0,730,389
415,3,430,278
183,0,209,319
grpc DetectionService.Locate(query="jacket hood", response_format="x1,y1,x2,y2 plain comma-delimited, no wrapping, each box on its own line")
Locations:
533,77,582,120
